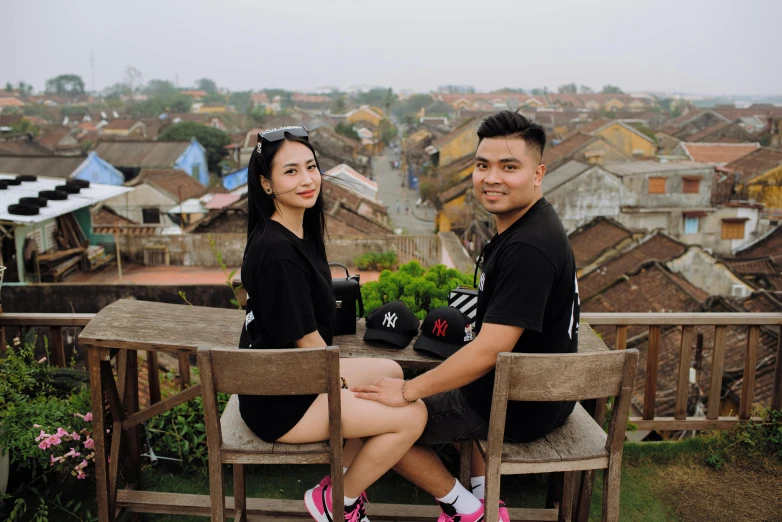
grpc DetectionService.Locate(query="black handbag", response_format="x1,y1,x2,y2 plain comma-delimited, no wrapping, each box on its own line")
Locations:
330,262,364,335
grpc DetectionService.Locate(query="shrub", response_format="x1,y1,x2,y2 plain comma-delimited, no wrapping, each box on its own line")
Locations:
354,250,398,271
705,406,782,469
360,261,473,320
0,336,97,521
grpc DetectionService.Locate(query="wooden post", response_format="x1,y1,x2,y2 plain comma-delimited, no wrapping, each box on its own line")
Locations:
88,347,112,522
707,326,728,420
643,326,661,420
739,326,760,419
147,351,161,405
50,326,66,368
178,353,191,388
675,326,695,421
772,330,782,411
615,326,628,350
113,223,122,281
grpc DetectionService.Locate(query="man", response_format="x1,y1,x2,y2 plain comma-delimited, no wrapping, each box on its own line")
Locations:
354,110,580,521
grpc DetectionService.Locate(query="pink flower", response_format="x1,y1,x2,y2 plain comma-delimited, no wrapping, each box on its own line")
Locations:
33,424,41,428
64,447,81,458
46,435,62,447
83,413,93,422
70,431,81,441
56,428,69,438
50,454,60,466
74,413,85,420
77,471,86,479
37,357,47,364
39,440,51,450
83,437,95,449
35,430,49,442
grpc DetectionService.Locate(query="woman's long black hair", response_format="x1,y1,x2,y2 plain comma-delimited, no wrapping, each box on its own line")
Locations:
244,133,327,260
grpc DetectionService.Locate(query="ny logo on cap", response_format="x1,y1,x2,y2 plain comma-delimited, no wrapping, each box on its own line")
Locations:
383,312,398,328
433,319,448,337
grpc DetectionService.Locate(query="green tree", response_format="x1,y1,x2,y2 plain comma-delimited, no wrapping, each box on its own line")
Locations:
128,93,192,117
579,85,594,94
122,66,143,98
196,78,218,94
601,84,624,94
159,122,231,173
379,119,398,146
530,87,549,96
229,91,253,112
331,95,346,114
335,122,360,141
558,83,577,94
391,93,433,120
247,105,268,125
5,82,13,91
44,74,85,96
18,82,33,97
357,87,395,109
203,92,226,105
143,79,177,97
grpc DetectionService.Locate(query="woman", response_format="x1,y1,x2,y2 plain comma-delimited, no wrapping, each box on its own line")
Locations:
239,127,427,522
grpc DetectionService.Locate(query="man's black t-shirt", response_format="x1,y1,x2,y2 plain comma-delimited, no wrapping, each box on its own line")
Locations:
460,198,580,442
238,219,336,442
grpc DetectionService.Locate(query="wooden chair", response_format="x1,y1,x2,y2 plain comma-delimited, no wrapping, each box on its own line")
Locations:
479,349,639,522
198,345,345,522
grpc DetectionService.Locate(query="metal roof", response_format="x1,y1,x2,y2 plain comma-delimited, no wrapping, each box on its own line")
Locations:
0,174,131,224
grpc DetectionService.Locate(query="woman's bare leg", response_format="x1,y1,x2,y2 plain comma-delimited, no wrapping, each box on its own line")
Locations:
338,358,401,468
278,390,427,498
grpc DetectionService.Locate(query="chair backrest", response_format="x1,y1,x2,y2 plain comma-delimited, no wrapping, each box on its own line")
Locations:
499,350,637,402
198,345,340,395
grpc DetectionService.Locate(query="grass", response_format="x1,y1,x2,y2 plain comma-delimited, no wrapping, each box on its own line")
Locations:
104,438,781,521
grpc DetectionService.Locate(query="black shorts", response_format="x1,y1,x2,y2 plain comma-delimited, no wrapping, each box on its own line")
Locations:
419,389,488,445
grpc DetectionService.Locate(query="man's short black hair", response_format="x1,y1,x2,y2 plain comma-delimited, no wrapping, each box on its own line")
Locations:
477,110,546,161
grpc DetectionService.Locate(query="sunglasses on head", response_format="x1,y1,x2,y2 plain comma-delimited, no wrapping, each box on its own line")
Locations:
256,126,309,153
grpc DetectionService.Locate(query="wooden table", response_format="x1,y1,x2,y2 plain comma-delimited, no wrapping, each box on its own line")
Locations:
79,299,607,521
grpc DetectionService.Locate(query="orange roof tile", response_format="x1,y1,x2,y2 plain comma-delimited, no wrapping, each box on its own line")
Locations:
680,142,760,165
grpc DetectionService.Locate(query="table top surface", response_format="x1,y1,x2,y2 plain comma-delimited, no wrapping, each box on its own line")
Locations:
79,299,607,368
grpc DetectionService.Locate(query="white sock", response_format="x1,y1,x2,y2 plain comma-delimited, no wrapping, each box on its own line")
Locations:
471,476,485,500
344,495,359,507
436,478,482,514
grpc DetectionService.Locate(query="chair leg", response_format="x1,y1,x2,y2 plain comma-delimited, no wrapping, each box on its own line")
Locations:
233,463,246,522
601,462,622,522
458,441,473,489
208,460,226,522
559,472,575,522
484,471,501,522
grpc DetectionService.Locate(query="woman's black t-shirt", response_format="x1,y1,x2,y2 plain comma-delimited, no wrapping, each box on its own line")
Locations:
238,219,336,442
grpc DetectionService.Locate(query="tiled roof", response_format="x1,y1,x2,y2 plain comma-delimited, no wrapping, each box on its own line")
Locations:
579,233,687,300
439,177,472,205
204,193,241,210
722,257,779,275
684,121,733,142
0,155,86,178
37,129,71,148
541,132,595,169
102,119,140,131
439,153,475,180
569,217,633,268
572,119,611,135
91,206,136,226
0,135,53,156
93,141,191,168
736,225,782,259
724,147,782,183
741,290,782,313
432,117,479,149
130,168,207,202
680,142,759,165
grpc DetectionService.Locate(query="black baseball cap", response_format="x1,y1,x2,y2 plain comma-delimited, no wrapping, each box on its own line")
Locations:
364,301,420,348
413,307,474,359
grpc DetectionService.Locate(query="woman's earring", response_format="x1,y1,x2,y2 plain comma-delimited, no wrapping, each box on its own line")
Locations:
265,188,273,195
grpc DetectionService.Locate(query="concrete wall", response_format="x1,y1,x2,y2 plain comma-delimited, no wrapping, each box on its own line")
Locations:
438,231,473,274
546,166,623,232
2,282,235,313
175,139,209,185
622,165,713,209
118,232,246,266
666,247,752,297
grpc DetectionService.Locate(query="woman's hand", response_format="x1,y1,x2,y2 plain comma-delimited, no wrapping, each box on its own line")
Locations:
352,378,412,407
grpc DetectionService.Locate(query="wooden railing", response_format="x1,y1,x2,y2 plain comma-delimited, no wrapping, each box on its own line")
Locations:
3,311,780,432
0,313,193,403
582,313,782,432
393,234,441,267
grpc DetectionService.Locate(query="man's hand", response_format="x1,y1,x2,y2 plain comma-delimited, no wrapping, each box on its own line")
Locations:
352,378,412,407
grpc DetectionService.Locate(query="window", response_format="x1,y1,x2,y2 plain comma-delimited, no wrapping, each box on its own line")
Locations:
721,219,747,240
683,176,701,194
192,165,200,180
684,216,699,234
648,177,666,194
142,208,161,224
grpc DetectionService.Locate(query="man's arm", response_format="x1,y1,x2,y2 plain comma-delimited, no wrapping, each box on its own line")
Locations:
352,323,523,406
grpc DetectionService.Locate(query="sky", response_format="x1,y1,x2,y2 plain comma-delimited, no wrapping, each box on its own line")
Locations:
3,0,781,96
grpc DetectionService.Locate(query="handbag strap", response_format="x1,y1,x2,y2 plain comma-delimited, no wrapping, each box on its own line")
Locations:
328,262,350,278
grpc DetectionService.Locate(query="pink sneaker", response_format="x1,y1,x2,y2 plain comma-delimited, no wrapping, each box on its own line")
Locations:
481,499,510,522
437,500,484,522
316,475,369,504
304,482,370,522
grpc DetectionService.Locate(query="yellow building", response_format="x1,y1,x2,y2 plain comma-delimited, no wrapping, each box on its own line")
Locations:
744,164,782,210
432,118,481,167
195,105,228,114
346,105,383,127
593,121,656,158
604,98,626,112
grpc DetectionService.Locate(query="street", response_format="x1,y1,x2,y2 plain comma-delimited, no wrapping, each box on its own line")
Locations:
372,148,435,235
